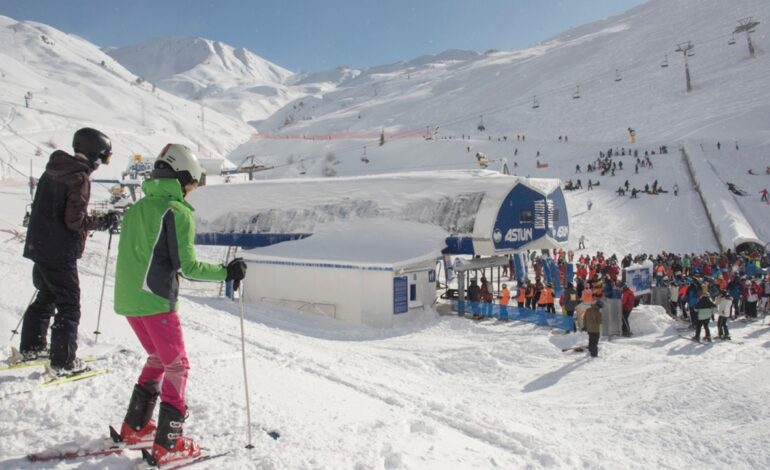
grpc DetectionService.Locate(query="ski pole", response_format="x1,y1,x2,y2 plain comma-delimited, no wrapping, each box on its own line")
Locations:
93,230,114,344
10,289,38,341
239,283,255,449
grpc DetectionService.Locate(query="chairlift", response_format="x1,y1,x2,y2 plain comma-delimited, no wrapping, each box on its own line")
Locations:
614,69,622,82
532,95,540,109
572,85,581,99
661,54,669,68
477,115,486,132
298,160,307,175
728,34,736,45
361,145,369,163
686,49,695,57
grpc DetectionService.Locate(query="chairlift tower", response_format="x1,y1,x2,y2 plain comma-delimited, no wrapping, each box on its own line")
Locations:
734,17,760,58
675,41,694,92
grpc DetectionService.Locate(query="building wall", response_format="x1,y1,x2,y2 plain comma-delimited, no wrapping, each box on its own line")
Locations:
241,259,437,328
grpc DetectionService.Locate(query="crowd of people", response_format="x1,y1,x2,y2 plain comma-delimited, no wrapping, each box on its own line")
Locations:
462,247,769,350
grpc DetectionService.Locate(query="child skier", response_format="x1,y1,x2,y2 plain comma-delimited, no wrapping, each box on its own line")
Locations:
113,144,246,466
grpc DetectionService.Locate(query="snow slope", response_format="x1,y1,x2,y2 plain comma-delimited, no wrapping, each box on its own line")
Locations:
0,16,254,180
1,2,770,468
1,181,770,469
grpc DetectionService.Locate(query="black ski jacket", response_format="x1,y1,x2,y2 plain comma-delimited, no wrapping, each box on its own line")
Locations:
24,151,99,264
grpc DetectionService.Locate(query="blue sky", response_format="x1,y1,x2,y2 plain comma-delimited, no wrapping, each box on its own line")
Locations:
0,0,645,72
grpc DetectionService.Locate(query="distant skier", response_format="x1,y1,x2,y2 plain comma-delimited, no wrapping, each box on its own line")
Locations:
586,199,593,211
578,235,586,250
761,188,768,202
576,164,581,173
113,144,247,466
673,183,679,196
18,128,115,372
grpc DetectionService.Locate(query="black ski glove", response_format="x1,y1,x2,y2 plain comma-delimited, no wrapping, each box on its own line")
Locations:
225,258,247,291
95,212,121,232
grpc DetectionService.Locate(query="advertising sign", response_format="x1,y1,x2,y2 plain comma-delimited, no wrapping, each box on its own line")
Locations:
625,262,653,295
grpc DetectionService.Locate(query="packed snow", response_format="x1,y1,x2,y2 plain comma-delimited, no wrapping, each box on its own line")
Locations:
1,0,770,468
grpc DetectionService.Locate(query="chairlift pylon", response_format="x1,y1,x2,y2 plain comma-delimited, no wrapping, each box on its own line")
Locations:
477,115,486,132
572,85,581,99
532,95,540,109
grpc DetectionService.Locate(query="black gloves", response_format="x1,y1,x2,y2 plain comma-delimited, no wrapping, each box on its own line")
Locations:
96,212,122,232
225,258,247,291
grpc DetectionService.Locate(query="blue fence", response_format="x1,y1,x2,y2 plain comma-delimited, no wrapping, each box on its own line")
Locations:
451,301,574,331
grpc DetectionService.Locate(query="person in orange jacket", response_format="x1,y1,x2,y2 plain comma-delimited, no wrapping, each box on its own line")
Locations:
516,282,527,307
538,283,555,313
499,283,510,320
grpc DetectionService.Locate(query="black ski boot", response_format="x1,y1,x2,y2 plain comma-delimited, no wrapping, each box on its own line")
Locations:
119,383,159,447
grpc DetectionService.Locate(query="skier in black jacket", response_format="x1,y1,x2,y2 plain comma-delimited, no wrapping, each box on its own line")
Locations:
19,128,115,374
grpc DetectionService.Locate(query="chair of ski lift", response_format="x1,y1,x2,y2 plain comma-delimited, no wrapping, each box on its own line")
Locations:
728,34,736,45
614,69,622,82
361,156,370,164
532,95,540,109
572,85,581,99
661,55,669,68
477,115,486,132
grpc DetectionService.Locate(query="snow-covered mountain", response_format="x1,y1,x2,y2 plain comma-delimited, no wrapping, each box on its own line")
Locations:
0,15,254,180
108,37,299,125
228,0,770,252
1,2,770,469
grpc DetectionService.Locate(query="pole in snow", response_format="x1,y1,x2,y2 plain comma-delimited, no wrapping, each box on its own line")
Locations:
93,230,114,343
239,284,255,449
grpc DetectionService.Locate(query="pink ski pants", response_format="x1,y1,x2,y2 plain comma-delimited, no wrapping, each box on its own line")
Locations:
127,311,189,414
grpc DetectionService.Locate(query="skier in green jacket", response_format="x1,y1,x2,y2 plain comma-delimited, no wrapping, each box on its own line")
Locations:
113,143,246,467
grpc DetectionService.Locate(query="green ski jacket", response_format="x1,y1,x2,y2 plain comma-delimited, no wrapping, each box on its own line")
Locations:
114,178,226,316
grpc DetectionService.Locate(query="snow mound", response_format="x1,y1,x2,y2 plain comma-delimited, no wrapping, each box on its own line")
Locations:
629,304,674,336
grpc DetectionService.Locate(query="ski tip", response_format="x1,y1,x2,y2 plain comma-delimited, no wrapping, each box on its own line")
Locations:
109,425,124,443
141,448,157,467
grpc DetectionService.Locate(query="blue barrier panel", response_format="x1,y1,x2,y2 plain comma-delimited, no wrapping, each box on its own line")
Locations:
452,301,574,331
567,263,574,284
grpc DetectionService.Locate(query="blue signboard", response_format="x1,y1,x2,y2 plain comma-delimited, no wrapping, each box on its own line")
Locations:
491,184,570,251
547,187,569,244
626,265,652,295
393,276,408,314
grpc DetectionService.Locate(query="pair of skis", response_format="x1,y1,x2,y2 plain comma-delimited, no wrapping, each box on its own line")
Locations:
28,424,280,468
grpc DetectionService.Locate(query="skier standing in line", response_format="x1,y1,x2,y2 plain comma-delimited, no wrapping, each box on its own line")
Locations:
18,128,116,373
620,284,635,337
584,299,603,357
113,144,247,466
693,287,715,342
716,290,732,340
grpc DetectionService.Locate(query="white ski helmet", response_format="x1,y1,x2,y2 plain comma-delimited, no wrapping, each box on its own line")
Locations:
155,143,204,185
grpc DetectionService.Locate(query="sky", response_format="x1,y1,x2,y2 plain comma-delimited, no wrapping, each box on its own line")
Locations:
0,0,646,73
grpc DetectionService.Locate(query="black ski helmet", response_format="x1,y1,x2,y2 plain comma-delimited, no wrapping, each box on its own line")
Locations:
73,128,112,165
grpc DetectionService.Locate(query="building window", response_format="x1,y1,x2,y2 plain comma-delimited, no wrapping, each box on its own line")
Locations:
410,284,417,301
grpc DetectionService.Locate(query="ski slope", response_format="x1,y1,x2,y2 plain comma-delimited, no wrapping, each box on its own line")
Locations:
1,182,769,469
0,0,769,468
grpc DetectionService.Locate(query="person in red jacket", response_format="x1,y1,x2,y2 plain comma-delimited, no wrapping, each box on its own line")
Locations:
621,284,636,337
